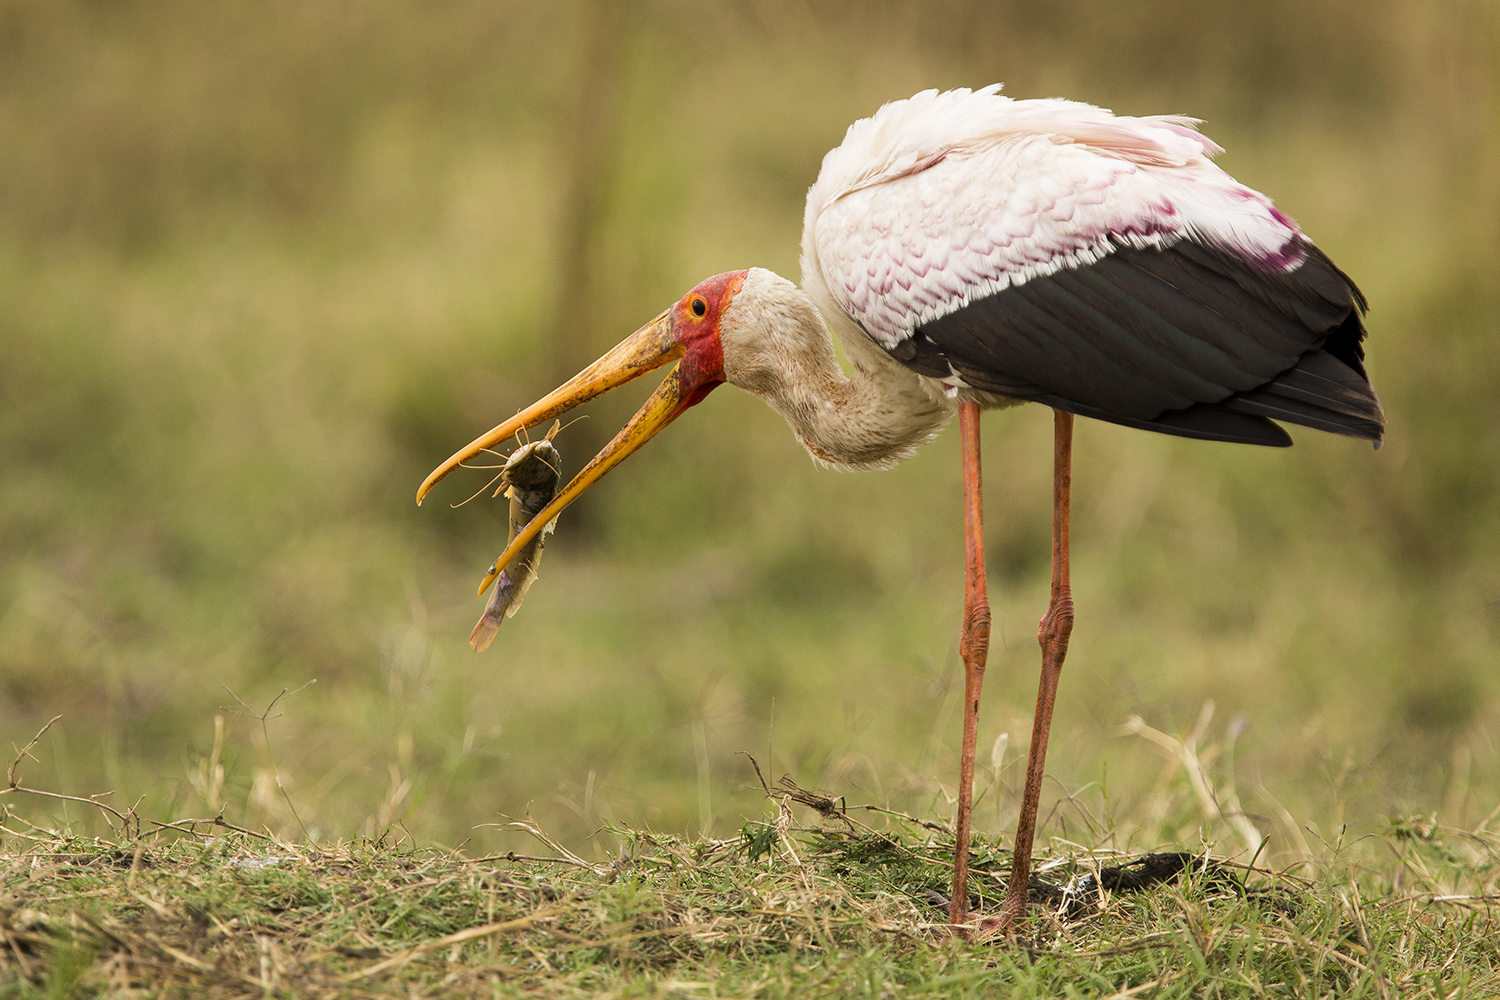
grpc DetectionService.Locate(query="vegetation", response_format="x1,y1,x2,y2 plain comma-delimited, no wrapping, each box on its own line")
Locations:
1,782,1497,996
0,0,1497,993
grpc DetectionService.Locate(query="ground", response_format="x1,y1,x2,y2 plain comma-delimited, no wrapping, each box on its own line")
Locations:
2,782,1496,998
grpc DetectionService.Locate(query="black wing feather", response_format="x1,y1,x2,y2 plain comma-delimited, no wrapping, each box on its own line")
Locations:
907,238,1383,446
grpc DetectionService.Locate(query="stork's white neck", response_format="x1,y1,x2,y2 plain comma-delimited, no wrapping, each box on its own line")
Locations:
718,268,954,469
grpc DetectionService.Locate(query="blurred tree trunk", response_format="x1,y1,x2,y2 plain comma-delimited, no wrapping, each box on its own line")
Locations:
545,0,633,539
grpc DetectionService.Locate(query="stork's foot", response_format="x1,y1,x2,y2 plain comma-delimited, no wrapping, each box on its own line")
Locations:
984,889,1032,939
932,903,1028,943
976,911,1022,939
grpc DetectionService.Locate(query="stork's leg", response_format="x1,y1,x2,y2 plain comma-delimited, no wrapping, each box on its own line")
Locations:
949,401,991,930
997,409,1075,932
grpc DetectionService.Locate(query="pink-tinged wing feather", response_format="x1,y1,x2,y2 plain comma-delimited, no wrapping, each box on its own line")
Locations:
800,87,1302,353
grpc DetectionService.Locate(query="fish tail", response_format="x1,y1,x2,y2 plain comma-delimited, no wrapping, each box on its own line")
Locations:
469,615,500,652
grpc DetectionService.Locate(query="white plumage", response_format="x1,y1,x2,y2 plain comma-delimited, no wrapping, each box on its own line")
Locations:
802,86,1304,359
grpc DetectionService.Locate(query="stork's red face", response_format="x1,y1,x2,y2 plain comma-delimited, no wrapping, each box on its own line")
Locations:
418,270,748,593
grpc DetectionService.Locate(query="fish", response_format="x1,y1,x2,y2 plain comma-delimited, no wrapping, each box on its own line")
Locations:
469,424,563,652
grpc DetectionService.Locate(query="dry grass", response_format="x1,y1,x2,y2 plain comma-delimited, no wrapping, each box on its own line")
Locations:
2,816,1497,997
2,735,1497,998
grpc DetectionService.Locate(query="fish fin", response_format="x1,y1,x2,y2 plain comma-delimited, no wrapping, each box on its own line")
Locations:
469,616,500,652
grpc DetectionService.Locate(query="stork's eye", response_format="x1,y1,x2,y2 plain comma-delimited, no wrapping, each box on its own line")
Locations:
690,296,708,317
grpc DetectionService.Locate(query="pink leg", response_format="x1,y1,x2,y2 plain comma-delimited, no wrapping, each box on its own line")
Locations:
997,409,1075,932
949,402,991,930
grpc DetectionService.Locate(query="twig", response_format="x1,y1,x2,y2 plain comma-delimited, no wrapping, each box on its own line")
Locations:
4,718,141,837
473,816,608,874
223,683,315,839
146,813,274,842
7,715,61,787
856,804,952,835
740,753,854,830
0,815,67,844
741,751,774,798
462,852,594,866
1,787,138,838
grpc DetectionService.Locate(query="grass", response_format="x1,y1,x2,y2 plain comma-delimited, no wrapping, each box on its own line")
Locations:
3,720,1498,996
2,772,1498,998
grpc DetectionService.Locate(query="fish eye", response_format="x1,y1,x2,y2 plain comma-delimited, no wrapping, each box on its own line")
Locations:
690,296,707,317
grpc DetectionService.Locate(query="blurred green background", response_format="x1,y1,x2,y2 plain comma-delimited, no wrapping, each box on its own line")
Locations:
1,0,1496,862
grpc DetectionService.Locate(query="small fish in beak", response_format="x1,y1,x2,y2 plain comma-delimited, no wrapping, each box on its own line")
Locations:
469,423,564,652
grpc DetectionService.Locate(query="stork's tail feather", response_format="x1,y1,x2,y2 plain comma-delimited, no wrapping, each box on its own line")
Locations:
1050,338,1386,448
1219,344,1386,443
1162,246,1385,445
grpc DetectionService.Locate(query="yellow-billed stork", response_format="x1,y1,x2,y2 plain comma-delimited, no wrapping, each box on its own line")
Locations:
418,85,1383,934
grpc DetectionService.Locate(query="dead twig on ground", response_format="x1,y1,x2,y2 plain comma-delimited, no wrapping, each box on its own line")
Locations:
3,716,140,838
